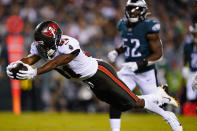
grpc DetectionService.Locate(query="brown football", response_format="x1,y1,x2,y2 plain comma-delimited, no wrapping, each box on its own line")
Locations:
10,63,28,79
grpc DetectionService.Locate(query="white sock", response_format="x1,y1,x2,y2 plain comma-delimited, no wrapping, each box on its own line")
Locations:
110,119,121,131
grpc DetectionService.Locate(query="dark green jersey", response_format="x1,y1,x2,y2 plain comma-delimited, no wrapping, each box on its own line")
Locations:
184,43,197,72
117,19,160,73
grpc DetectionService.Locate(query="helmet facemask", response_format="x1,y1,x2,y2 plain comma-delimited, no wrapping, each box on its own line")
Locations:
125,0,147,23
36,40,57,60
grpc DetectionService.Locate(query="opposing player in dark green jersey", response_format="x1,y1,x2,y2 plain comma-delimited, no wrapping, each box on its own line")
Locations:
108,0,182,131
116,17,161,73
183,23,197,100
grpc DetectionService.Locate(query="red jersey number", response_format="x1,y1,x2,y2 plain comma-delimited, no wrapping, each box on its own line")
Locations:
58,38,69,46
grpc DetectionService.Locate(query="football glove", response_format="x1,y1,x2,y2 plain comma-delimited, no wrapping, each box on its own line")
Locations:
16,63,37,80
6,61,23,79
122,62,138,72
192,73,197,91
122,59,148,72
108,50,118,63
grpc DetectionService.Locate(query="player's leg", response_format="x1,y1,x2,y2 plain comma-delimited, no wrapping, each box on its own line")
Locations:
84,61,176,115
134,69,169,115
138,93,182,131
192,72,197,90
87,61,176,108
134,69,159,95
109,107,121,131
109,69,136,131
135,69,182,131
86,61,139,111
186,72,197,100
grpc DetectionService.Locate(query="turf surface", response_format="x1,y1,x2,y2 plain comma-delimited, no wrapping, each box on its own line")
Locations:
0,112,196,131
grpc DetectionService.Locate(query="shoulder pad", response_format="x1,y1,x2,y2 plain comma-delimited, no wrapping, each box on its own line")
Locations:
117,18,127,30
144,19,160,33
30,41,39,55
58,35,80,54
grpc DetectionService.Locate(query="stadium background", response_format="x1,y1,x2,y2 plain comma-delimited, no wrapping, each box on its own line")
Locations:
0,0,196,130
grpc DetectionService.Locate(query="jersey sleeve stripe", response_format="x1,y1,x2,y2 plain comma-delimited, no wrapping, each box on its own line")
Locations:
98,65,139,102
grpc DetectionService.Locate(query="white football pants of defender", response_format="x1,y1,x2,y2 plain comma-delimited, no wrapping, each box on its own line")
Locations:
117,67,158,94
110,67,158,131
186,71,197,100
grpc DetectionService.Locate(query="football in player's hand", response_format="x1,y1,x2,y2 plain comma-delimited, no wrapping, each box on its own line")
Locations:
10,63,28,79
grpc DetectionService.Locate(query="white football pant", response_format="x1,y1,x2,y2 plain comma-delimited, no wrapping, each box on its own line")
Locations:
117,67,158,95
186,71,197,100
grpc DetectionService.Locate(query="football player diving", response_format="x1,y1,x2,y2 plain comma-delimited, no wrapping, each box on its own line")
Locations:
107,0,182,131
7,20,178,128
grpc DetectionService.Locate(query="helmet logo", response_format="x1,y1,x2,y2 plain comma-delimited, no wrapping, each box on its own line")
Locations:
69,45,73,50
43,23,58,38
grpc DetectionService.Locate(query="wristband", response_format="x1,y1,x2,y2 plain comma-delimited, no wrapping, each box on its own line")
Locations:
136,59,148,69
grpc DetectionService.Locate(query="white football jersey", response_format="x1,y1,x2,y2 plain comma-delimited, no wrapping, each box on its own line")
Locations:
30,35,98,81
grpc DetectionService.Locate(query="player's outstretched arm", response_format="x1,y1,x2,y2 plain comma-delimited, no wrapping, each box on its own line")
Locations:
37,51,78,75
20,54,41,65
6,54,41,79
17,49,80,80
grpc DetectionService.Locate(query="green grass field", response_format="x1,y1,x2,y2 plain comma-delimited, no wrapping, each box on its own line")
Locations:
0,112,196,131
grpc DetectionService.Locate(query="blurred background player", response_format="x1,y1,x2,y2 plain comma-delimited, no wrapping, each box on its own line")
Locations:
108,0,182,131
182,23,197,113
